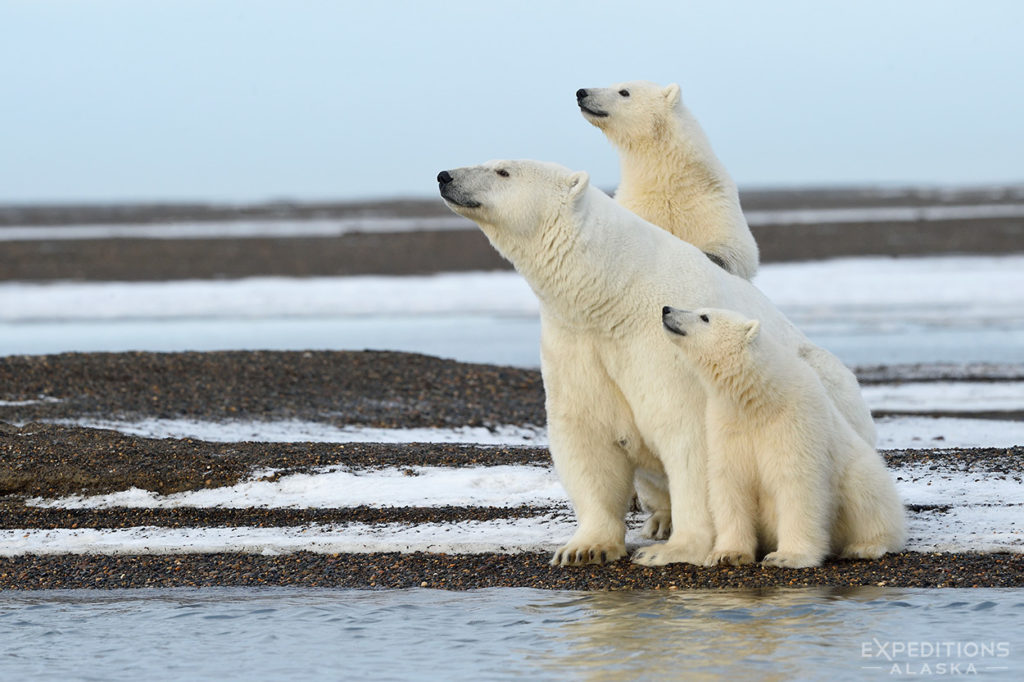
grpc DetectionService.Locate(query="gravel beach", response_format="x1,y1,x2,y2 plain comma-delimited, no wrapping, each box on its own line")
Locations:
2,188,1022,591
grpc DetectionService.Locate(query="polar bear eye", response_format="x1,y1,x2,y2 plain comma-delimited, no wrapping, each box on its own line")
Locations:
700,314,709,323
618,89,630,97
496,169,510,177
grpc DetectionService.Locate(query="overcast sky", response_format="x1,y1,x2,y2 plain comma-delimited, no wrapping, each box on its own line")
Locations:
1,0,1022,203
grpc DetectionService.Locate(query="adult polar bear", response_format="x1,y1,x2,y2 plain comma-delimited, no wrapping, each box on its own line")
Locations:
577,81,759,280
437,160,877,566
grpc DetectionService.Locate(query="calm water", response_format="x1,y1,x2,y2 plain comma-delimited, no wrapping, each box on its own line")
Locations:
1,587,1021,681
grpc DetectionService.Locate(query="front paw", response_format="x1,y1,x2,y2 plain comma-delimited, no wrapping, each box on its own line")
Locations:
631,542,707,566
641,511,672,540
705,549,755,567
762,550,822,569
550,541,626,566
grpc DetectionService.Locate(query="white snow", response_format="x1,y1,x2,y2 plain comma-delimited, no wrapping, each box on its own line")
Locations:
0,273,538,323
2,462,1020,556
1,255,1021,324
51,418,547,446
26,465,566,510
39,411,1024,452
0,516,599,557
9,458,1019,556
744,202,1024,226
876,416,1024,450
863,382,1024,413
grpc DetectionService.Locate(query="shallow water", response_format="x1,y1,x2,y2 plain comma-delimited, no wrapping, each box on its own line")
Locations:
1,587,1020,681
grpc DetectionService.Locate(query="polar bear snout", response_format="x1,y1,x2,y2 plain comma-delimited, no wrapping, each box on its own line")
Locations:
662,306,690,336
437,169,482,209
576,88,608,118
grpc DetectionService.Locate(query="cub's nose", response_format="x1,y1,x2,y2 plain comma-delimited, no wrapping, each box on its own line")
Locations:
576,88,588,101
437,170,453,185
662,306,673,317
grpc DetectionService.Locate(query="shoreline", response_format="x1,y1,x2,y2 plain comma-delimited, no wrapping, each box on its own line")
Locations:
1,551,1020,591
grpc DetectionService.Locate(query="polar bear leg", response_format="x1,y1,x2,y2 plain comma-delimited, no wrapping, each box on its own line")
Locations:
542,324,636,566
704,429,757,566
835,438,907,559
548,411,635,566
634,467,671,540
760,440,832,569
631,423,714,566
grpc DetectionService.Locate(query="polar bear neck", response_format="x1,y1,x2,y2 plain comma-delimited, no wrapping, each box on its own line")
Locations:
613,108,743,247
516,189,678,334
693,344,784,419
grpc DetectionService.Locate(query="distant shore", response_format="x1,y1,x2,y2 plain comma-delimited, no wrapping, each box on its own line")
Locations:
2,185,1023,281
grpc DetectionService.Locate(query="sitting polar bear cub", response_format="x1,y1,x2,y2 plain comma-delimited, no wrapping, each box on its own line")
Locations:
662,306,906,567
438,159,878,566
577,80,759,280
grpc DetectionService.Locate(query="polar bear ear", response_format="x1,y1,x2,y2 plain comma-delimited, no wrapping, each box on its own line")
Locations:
743,319,761,344
663,83,681,106
567,170,590,201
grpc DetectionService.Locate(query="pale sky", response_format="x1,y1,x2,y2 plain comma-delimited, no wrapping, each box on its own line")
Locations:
1,0,1022,203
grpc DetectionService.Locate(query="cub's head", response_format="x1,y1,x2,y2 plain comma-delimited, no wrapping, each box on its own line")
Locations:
437,160,589,237
576,80,682,147
661,306,760,363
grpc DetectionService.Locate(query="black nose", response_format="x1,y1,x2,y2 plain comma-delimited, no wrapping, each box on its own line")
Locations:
437,170,453,185
576,89,587,101
662,306,672,317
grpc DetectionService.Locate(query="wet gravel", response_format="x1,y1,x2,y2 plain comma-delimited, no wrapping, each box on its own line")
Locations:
0,551,1020,590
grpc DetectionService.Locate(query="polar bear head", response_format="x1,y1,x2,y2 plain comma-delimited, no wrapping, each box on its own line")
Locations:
437,160,589,260
576,80,682,147
661,306,760,368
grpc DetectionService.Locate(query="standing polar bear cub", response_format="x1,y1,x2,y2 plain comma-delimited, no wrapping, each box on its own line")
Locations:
662,306,906,567
438,159,878,566
577,81,759,279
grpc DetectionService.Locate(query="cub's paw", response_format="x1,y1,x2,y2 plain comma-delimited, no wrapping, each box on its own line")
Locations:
550,541,626,567
839,543,888,560
631,542,707,567
761,551,822,569
705,549,755,567
641,511,672,541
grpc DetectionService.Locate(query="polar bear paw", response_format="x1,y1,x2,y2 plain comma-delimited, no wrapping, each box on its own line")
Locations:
762,551,822,569
550,541,626,567
641,511,672,540
631,542,707,566
705,549,755,567
839,543,888,560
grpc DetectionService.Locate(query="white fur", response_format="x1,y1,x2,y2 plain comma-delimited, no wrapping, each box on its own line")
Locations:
662,307,906,568
578,80,759,279
438,160,874,566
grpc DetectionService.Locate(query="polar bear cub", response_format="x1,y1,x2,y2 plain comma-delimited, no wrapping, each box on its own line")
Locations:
662,306,905,568
577,80,759,280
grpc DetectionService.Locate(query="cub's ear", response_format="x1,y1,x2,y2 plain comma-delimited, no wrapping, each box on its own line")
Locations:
567,170,590,201
663,83,681,106
743,319,761,344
